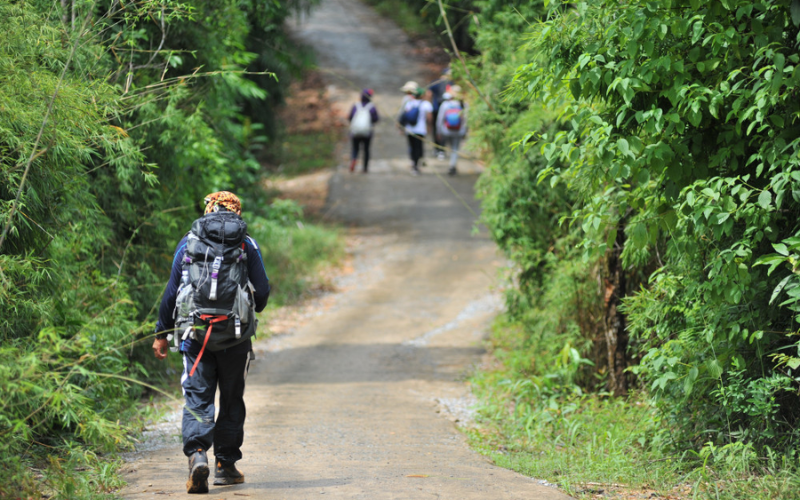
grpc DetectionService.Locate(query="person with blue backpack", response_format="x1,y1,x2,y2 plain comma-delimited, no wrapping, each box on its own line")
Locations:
152,191,270,494
435,85,468,175
397,81,433,176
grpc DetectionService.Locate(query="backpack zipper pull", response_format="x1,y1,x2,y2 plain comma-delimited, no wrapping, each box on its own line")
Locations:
209,256,223,300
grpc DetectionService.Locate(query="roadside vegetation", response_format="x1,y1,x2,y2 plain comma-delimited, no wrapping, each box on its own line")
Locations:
388,0,800,498
0,0,345,498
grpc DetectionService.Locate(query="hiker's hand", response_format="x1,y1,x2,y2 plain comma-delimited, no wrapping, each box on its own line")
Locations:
153,338,169,360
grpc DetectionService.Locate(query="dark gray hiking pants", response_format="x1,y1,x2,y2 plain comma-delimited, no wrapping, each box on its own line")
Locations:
181,339,252,466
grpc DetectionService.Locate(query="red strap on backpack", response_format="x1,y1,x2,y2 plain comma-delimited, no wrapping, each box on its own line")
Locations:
189,314,228,377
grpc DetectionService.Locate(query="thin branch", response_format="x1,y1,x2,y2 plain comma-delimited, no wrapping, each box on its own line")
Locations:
436,0,496,113
144,6,167,68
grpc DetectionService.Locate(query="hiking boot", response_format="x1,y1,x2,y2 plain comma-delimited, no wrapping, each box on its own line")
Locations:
214,461,245,485
448,166,457,176
186,449,210,494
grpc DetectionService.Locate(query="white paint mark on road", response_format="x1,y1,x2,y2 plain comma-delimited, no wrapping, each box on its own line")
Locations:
403,293,504,347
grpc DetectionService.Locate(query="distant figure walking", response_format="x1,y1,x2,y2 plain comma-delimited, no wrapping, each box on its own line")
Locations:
435,86,467,176
348,88,379,173
398,81,433,176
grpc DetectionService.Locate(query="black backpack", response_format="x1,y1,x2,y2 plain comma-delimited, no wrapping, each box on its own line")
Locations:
173,211,257,354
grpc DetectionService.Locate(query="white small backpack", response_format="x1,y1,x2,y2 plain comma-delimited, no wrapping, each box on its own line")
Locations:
350,102,374,137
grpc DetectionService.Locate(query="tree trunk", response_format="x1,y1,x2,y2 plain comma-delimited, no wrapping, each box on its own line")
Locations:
604,222,629,396
60,0,69,26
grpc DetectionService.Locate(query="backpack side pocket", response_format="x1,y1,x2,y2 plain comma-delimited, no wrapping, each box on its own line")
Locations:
234,284,255,326
175,284,195,324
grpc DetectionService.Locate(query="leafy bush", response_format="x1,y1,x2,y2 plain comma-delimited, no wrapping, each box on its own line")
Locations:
516,0,800,451
0,0,331,497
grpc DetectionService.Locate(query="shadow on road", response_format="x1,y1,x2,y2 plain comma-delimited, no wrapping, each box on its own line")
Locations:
254,343,485,384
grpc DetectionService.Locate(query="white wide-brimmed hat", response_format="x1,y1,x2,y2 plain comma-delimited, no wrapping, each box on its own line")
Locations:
400,81,418,93
448,85,462,99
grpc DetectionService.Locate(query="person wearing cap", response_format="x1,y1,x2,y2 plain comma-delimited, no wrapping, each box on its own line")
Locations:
153,191,270,493
398,81,433,175
347,88,380,173
435,85,468,175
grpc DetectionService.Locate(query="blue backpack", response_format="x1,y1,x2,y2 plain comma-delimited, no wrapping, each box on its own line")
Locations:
399,102,421,127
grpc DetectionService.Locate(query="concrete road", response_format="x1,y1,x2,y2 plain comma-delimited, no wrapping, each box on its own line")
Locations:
119,1,570,498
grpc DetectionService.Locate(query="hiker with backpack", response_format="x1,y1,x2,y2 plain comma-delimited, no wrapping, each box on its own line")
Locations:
428,67,453,159
152,191,270,494
397,80,433,176
435,85,468,176
347,88,379,173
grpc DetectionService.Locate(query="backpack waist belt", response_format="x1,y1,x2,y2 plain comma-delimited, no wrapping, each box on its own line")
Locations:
189,314,229,377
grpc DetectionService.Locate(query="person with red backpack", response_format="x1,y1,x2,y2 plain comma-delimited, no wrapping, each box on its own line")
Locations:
428,67,453,159
347,88,379,173
435,85,468,175
152,191,270,494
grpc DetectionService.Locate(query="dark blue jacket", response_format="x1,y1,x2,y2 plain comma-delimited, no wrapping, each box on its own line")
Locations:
155,232,270,350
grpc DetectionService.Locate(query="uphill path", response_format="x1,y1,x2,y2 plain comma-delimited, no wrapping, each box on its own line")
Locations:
120,0,571,498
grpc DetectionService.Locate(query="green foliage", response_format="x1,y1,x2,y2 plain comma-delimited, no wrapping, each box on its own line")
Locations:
469,317,800,499
513,0,800,452
2,443,126,500
272,131,341,176
360,0,483,52
0,0,334,497
468,0,609,385
469,316,676,495
249,200,344,306
361,0,434,39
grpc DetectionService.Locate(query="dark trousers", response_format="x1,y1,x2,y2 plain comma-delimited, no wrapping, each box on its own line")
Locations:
351,136,372,171
406,133,424,169
181,340,252,466
432,108,444,152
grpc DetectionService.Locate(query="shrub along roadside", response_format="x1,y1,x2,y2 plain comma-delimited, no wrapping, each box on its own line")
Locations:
248,199,344,308
468,315,800,499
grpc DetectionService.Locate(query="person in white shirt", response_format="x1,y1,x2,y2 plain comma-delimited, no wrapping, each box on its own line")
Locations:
398,81,433,175
434,86,468,175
